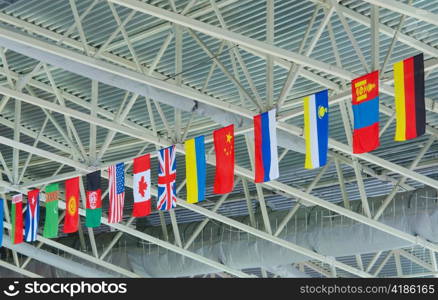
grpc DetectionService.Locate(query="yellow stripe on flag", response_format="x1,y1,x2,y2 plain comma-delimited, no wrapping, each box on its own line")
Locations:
304,96,312,169
185,138,199,203
394,60,406,141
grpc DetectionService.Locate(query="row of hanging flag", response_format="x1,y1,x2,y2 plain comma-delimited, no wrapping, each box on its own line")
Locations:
304,53,425,169
0,53,425,246
0,108,280,244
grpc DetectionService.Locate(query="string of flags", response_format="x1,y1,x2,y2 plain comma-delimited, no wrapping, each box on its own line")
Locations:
0,53,426,247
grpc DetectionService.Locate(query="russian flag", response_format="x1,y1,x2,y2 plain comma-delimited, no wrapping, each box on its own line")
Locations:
254,108,279,183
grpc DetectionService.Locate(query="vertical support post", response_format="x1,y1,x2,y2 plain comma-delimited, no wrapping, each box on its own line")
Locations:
266,0,274,108
90,80,98,162
371,5,380,71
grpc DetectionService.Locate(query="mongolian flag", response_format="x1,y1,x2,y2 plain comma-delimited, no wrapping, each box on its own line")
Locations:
351,70,380,154
133,154,151,217
254,108,279,183
304,90,329,169
25,189,40,242
213,125,234,194
86,171,102,227
43,183,59,238
0,198,3,247
63,177,79,233
394,53,425,141
185,136,206,204
108,163,125,223
11,194,23,244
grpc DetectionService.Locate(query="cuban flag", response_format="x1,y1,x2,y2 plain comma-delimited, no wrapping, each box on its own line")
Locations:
157,145,177,211
25,189,40,242
108,163,125,223
254,108,279,183
304,90,329,169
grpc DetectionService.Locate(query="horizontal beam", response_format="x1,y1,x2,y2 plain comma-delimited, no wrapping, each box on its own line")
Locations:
0,259,42,278
361,0,438,27
107,0,354,80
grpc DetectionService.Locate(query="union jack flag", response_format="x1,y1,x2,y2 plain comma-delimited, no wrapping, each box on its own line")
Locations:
108,162,125,223
157,145,177,211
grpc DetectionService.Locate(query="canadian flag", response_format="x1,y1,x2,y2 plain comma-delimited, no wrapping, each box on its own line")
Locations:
133,154,151,217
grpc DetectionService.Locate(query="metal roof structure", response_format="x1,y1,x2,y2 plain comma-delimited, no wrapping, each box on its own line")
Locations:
0,0,438,278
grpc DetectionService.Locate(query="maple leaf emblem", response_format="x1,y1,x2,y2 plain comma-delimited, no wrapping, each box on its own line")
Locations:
138,176,148,198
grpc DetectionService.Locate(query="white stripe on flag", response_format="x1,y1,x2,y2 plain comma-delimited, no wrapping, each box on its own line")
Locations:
268,109,279,180
309,95,320,168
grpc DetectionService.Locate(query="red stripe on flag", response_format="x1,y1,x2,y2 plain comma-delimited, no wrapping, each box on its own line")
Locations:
14,201,23,244
133,154,150,174
403,57,417,140
353,122,380,154
133,200,151,217
253,114,264,182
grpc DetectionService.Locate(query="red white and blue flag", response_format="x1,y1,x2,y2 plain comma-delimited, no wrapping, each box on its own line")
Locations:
25,189,40,242
157,145,177,211
108,163,125,223
254,108,279,183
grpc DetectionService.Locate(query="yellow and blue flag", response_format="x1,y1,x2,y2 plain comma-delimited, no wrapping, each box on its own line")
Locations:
185,136,206,204
304,90,329,169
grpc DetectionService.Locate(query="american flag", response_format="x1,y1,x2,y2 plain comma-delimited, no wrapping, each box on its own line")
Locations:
108,162,125,223
157,145,177,211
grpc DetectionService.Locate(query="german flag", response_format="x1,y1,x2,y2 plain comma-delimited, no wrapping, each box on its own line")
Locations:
394,53,425,141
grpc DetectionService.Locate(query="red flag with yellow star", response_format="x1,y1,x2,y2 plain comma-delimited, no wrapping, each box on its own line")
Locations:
213,124,234,194
63,177,79,233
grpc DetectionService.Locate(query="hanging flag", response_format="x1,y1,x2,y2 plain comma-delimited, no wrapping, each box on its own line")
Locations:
351,70,380,154
394,53,425,141
254,108,279,183
304,90,329,169
157,145,177,211
108,163,125,223
25,189,40,242
185,136,206,204
0,198,3,247
11,194,23,244
213,125,234,194
86,171,102,227
133,154,151,217
64,177,79,233
43,183,59,238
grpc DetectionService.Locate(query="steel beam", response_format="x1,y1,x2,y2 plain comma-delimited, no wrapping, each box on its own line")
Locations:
361,0,438,27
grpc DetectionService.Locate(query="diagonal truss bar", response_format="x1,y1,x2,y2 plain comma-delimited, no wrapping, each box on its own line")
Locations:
3,85,438,259
107,0,353,80
361,0,438,27
0,259,42,278
0,25,429,195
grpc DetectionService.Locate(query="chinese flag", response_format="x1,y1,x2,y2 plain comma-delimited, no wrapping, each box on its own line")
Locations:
214,124,234,194
63,177,79,233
